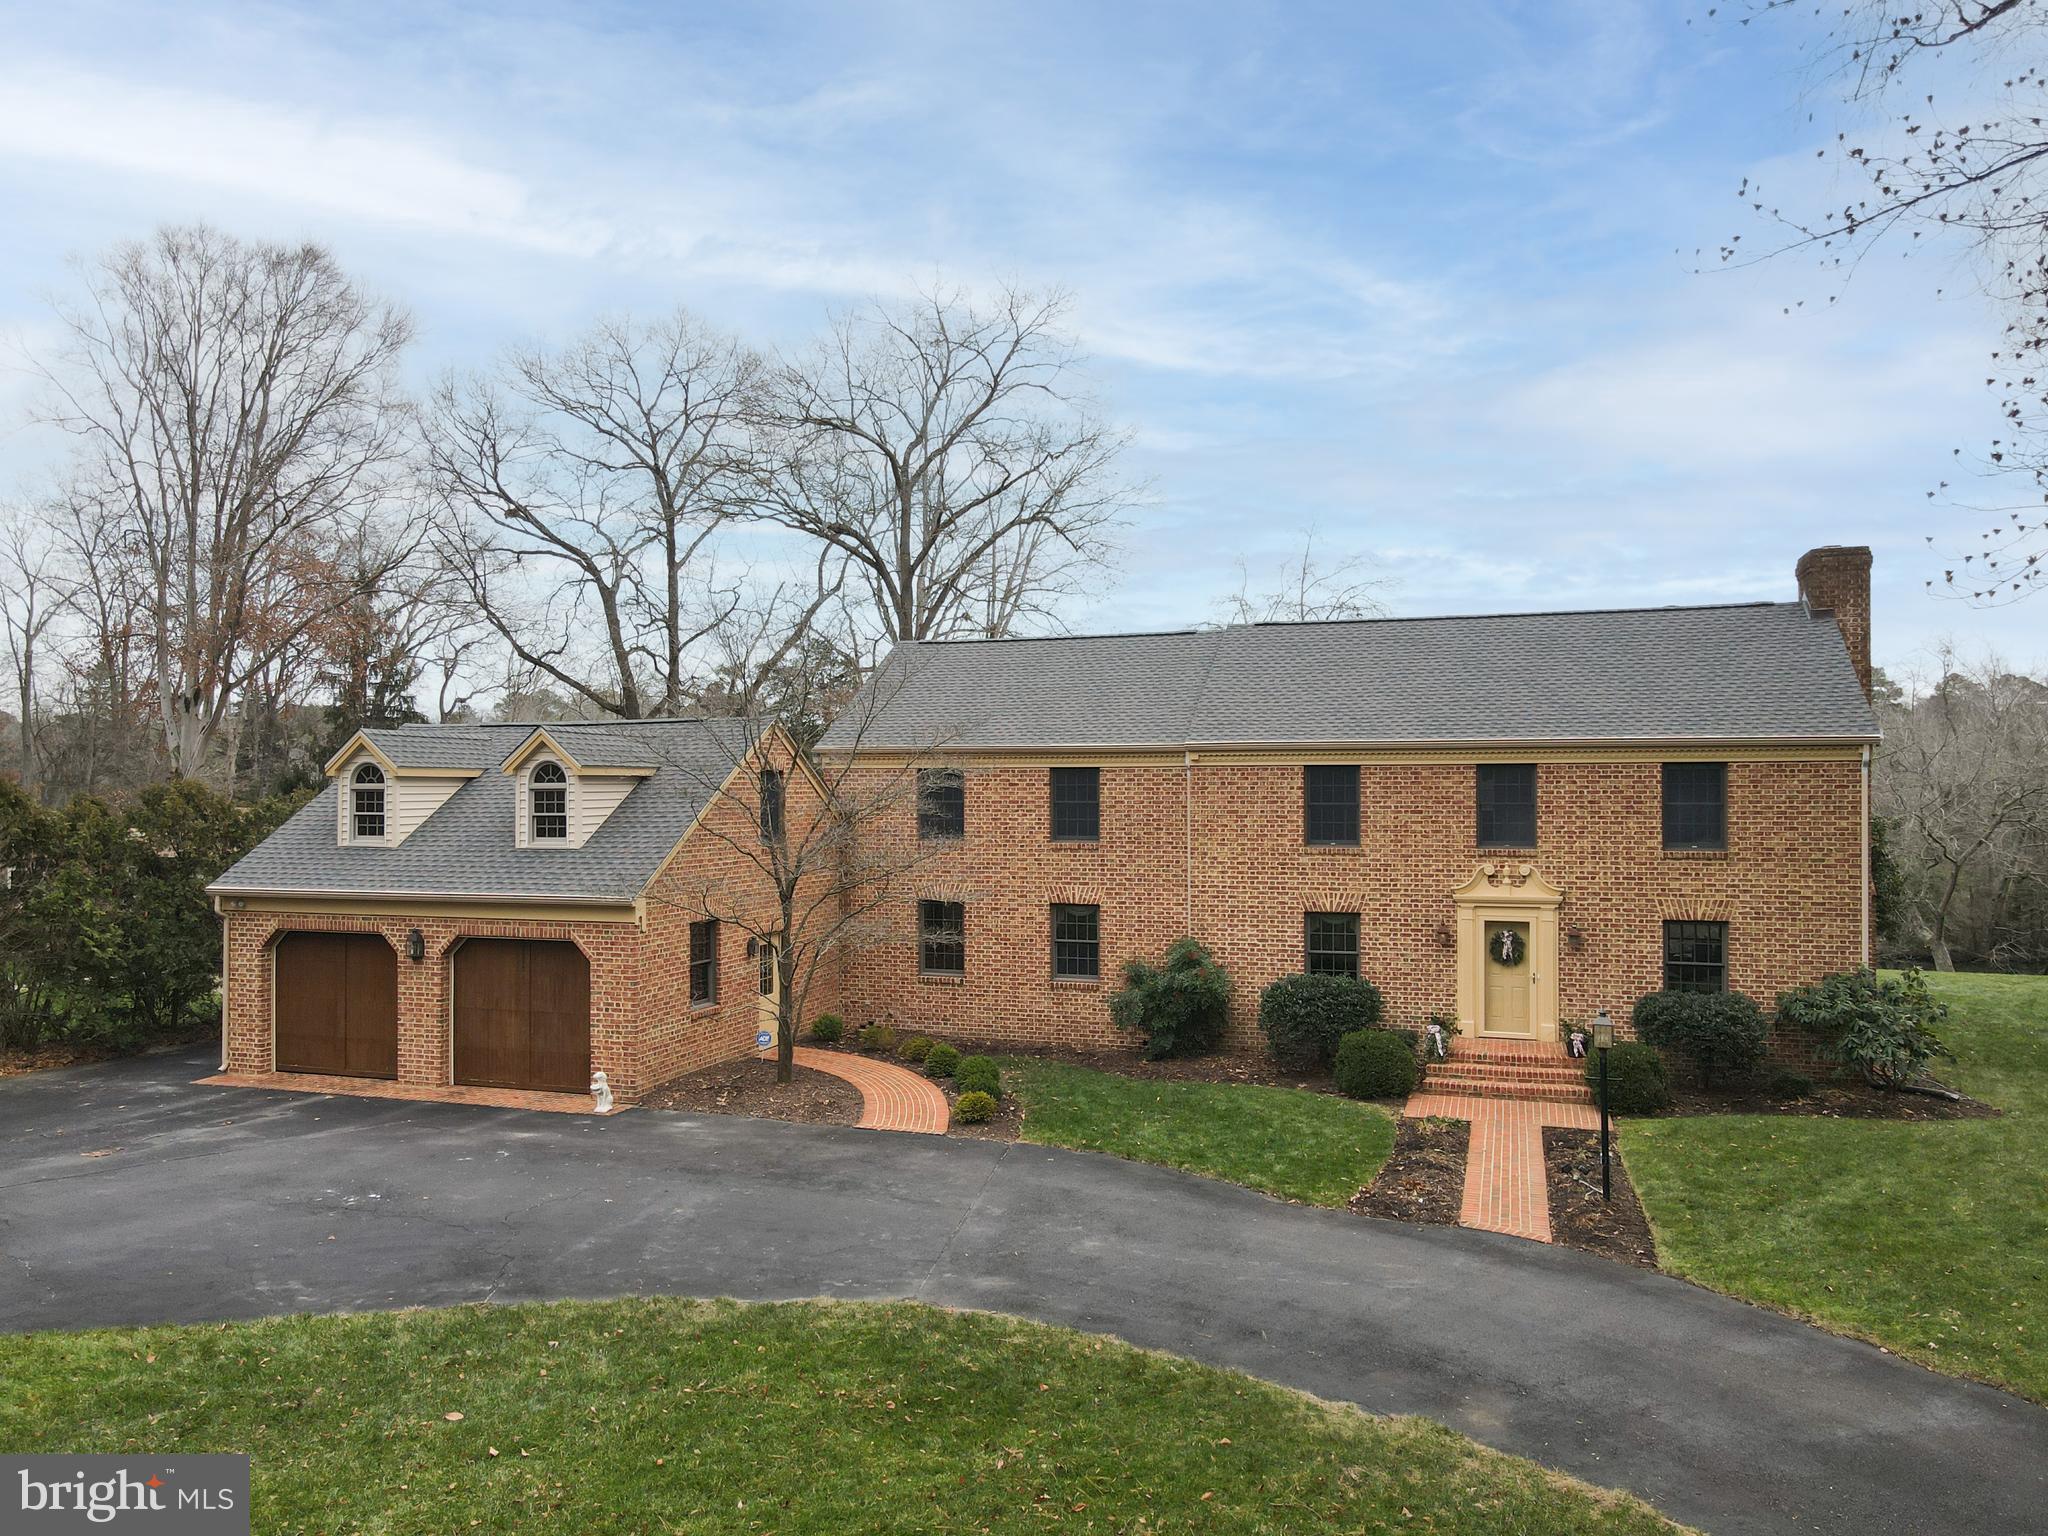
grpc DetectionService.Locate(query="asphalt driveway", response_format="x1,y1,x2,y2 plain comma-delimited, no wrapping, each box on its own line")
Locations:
2,1047,2042,1535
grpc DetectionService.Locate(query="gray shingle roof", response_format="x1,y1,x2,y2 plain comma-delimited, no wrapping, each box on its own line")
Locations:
822,603,1880,750
213,719,756,902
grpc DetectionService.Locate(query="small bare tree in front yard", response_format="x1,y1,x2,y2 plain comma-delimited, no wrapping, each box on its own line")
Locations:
649,644,952,1082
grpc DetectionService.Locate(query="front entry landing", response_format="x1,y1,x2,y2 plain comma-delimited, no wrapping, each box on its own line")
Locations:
1450,863,1563,1043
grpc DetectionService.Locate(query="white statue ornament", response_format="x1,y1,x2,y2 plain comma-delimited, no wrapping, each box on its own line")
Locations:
589,1069,615,1115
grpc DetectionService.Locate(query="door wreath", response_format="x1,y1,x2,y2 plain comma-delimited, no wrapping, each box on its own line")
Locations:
1490,927,1526,967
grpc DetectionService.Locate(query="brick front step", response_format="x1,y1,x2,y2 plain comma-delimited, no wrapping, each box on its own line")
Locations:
1429,1061,1586,1083
1418,1072,1594,1105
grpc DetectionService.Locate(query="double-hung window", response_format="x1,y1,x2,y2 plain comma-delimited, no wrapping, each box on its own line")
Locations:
759,768,785,841
530,762,569,841
1476,763,1537,848
1663,920,1728,993
1049,767,1100,842
918,768,965,839
1051,903,1100,980
1305,911,1361,979
351,763,386,840
919,899,966,976
688,919,718,1004
1303,766,1360,846
1662,763,1727,851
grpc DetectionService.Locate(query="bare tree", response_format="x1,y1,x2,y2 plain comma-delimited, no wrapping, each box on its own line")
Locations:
1715,3,2048,601
1875,647,2048,969
33,224,415,780
651,653,949,1083
427,310,805,717
0,510,64,793
757,283,1128,643
1221,528,1389,625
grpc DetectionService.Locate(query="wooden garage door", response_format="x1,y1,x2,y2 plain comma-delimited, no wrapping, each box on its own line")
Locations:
274,932,398,1079
453,939,590,1093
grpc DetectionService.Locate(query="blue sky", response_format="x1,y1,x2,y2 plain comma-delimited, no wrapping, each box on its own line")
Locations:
1,0,2040,674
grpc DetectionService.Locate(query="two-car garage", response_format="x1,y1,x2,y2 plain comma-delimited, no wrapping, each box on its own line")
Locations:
271,932,590,1093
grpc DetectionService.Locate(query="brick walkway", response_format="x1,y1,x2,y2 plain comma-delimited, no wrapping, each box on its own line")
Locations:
1404,1037,1600,1244
774,1046,951,1135
196,1071,622,1116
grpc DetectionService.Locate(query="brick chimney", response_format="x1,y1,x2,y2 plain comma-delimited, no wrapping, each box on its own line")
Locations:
1796,545,1874,701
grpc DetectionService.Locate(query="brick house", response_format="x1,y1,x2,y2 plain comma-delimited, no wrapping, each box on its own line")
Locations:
820,545,1879,1053
210,545,1876,1099
208,718,828,1102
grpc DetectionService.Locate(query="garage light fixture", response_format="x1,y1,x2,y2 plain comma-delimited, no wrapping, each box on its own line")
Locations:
407,928,425,963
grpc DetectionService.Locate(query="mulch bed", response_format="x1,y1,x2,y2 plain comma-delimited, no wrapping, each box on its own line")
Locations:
1544,1128,1658,1268
641,1058,861,1126
1350,1116,1469,1224
1662,1076,1997,1121
842,1035,1341,1093
0,1043,116,1079
943,1079,1024,1142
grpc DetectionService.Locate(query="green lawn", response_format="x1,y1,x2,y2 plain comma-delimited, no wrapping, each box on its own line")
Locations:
1622,972,2048,1401
1000,1057,1395,1206
0,1298,1678,1535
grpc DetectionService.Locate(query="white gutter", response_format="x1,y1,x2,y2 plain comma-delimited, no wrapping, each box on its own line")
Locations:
218,910,230,1071
1183,750,1194,933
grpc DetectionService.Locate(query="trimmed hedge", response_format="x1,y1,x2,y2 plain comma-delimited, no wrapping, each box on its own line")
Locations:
924,1042,962,1079
1332,1028,1416,1099
899,1035,934,1062
1585,1042,1671,1114
954,1055,1002,1099
810,1014,845,1044
858,1021,898,1053
1631,989,1767,1088
1258,973,1386,1070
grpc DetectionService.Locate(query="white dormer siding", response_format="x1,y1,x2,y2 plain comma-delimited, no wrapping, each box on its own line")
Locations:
514,756,638,849
394,777,463,840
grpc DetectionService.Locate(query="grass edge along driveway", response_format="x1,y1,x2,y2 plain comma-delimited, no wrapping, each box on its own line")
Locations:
0,1297,1682,1535
999,1055,1397,1207
1622,971,2048,1403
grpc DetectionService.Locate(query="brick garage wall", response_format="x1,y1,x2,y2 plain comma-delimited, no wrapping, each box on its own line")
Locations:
221,909,642,1090
835,753,1865,1053
639,742,843,1086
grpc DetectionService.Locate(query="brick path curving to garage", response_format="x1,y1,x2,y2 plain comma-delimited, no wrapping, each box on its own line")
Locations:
778,1046,951,1134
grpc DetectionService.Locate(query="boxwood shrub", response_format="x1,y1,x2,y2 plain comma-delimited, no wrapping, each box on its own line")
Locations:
858,1021,898,1053
924,1042,962,1078
953,1089,997,1124
1258,973,1386,1070
1630,988,1767,1087
1332,1028,1416,1099
809,1014,845,1044
899,1034,934,1062
1586,1041,1672,1114
954,1055,1002,1099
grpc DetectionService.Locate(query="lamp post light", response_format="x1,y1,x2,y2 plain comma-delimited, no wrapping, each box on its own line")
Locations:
1592,1009,1614,1201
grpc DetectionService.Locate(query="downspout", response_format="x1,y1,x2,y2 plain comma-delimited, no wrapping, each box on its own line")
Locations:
1184,750,1194,934
218,905,231,1071
1860,745,1872,968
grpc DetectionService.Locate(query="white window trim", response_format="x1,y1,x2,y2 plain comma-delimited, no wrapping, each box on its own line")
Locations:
348,761,392,845
526,758,572,845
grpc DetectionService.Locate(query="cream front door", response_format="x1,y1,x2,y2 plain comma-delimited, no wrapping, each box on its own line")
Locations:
1482,921,1534,1036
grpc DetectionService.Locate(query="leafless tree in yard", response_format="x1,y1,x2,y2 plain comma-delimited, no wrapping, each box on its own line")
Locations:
1875,646,2048,969
1714,3,2048,600
32,225,416,781
0,509,64,794
427,310,828,717
649,649,951,1084
756,283,1129,644
1221,527,1389,625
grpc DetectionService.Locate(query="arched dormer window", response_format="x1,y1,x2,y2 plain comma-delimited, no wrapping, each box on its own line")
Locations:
351,763,387,841
530,761,569,842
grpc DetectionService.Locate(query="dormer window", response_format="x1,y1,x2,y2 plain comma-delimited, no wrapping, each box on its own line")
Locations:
351,763,386,841
531,762,569,841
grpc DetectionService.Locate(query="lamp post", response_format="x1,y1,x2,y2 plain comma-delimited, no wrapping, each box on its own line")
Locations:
1592,1009,1614,1201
